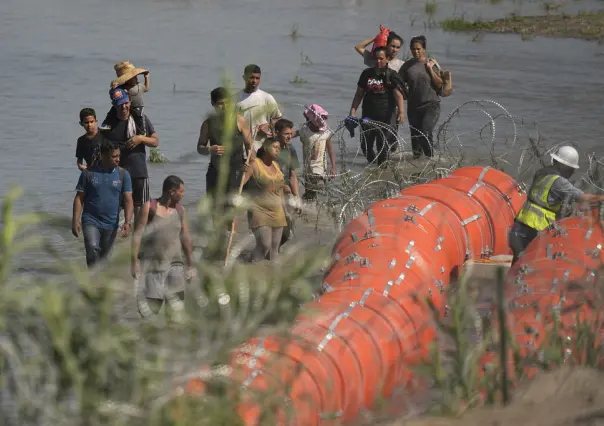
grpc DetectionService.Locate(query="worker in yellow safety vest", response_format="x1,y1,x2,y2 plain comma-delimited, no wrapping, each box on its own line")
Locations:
509,145,604,264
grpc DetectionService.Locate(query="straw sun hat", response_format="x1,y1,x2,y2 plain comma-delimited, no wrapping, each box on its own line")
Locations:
111,61,148,86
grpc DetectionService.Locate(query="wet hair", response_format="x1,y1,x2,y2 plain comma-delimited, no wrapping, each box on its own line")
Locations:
275,118,294,133
410,35,427,49
211,87,228,104
373,46,388,57
100,140,119,155
162,175,184,193
244,64,261,77
79,108,96,122
387,32,403,46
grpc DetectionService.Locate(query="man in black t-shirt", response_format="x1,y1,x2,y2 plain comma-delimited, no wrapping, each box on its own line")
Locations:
101,87,159,226
349,46,405,165
75,108,105,170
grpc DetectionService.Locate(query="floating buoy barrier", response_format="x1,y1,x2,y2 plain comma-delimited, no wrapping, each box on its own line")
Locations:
486,213,604,383
182,166,527,424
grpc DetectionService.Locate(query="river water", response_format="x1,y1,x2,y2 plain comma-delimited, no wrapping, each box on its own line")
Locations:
1,0,603,265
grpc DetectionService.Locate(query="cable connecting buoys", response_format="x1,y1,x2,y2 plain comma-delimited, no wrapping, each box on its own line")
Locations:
183,166,525,425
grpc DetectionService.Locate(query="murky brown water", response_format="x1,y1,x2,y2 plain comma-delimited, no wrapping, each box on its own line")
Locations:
1,0,603,265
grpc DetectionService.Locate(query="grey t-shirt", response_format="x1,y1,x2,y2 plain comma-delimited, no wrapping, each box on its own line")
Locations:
399,58,441,109
548,176,584,219
128,82,147,108
363,50,404,72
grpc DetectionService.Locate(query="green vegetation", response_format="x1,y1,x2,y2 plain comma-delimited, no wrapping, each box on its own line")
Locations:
425,0,438,17
289,51,313,86
441,11,604,41
148,147,168,163
0,184,327,425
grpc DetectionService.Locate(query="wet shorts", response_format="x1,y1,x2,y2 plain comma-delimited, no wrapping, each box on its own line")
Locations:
132,178,151,207
141,264,186,300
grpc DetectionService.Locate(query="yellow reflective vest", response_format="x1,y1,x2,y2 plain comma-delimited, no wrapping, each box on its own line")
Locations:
515,173,561,231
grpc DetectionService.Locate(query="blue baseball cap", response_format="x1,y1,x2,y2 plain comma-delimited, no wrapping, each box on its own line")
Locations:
109,87,130,106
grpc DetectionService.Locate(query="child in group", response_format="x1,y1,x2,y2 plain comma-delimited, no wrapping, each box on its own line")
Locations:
75,108,105,170
104,61,150,134
298,104,337,201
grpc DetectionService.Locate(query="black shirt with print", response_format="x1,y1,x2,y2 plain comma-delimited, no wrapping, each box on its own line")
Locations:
357,67,402,122
75,132,105,166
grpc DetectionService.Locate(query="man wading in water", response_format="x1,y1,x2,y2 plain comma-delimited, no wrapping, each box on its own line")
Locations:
236,64,283,152
101,87,159,227
198,86,254,212
132,175,195,319
72,141,134,268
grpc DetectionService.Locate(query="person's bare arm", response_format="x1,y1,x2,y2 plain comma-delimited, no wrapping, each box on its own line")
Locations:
426,61,443,91
349,86,365,117
131,205,150,277
238,115,254,152
77,158,87,171
122,192,134,237
290,169,300,198
326,136,337,176
197,120,212,155
180,210,194,267
394,89,405,124
237,115,257,161
577,193,604,203
241,161,256,186
72,192,84,237
143,72,150,92
355,36,375,56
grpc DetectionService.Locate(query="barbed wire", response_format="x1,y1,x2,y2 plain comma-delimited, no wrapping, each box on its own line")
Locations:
291,99,604,231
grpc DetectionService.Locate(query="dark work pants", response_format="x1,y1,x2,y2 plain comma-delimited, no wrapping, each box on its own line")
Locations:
408,103,440,158
508,220,538,265
360,115,397,165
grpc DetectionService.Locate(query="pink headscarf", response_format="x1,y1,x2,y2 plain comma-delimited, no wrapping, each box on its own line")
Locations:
303,104,329,131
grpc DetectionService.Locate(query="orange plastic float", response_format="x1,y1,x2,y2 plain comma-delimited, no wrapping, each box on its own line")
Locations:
485,212,604,389
332,195,468,269
298,301,387,410
186,167,525,425
434,175,516,255
448,165,526,215
231,336,345,423
401,184,494,260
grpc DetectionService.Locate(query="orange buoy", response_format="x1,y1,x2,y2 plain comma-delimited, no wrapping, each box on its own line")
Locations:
435,175,516,255
299,299,387,409
401,184,493,259
374,196,469,271
448,166,525,214
290,321,364,423
231,336,344,424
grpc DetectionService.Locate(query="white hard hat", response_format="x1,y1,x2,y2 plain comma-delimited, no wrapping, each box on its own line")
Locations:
551,145,580,169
